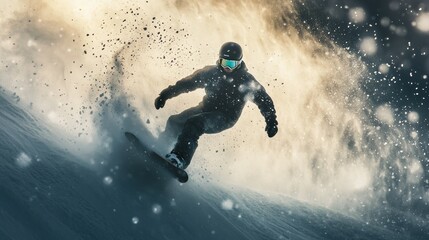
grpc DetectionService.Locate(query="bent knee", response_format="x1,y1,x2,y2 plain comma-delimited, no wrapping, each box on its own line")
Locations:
183,117,205,134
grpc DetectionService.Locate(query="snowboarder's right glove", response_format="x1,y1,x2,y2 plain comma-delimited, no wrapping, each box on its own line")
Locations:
154,95,166,109
265,119,278,138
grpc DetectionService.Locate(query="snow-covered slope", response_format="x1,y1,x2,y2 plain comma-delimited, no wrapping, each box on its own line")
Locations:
1,93,426,240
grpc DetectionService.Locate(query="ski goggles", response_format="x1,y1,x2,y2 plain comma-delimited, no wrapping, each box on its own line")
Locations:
220,58,242,70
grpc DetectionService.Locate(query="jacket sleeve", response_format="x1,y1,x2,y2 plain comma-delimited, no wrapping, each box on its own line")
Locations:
159,67,208,100
250,80,277,125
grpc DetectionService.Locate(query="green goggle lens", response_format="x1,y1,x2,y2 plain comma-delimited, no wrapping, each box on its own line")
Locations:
220,58,242,69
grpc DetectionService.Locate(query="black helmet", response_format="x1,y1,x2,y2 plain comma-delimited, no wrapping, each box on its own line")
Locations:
219,42,243,60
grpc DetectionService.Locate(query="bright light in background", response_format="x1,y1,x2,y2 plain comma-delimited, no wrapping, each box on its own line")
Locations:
48,0,111,22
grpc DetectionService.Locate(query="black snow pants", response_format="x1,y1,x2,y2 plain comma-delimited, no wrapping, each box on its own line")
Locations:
160,104,237,168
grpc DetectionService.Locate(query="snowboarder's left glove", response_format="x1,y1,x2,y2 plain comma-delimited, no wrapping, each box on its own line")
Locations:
265,119,278,138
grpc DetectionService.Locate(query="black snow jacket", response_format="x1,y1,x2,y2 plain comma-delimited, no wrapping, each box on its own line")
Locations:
159,61,277,124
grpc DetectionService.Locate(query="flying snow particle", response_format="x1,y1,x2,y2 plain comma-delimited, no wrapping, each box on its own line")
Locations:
407,160,423,184
394,26,407,37
103,176,113,185
152,204,162,214
221,199,234,210
16,152,32,167
378,64,390,74
48,111,61,124
380,17,390,27
360,37,377,56
389,1,400,11
410,131,418,140
170,198,177,207
132,217,139,224
348,7,366,24
351,167,371,190
415,13,429,33
424,191,429,203
27,39,37,47
407,111,419,123
375,105,394,125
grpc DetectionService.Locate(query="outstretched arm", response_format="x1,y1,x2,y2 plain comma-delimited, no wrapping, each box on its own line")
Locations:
251,82,278,137
155,67,208,109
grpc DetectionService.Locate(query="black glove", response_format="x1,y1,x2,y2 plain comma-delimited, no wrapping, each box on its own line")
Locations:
265,119,278,138
154,96,166,109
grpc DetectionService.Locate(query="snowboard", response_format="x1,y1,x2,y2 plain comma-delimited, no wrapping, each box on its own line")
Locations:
124,132,189,183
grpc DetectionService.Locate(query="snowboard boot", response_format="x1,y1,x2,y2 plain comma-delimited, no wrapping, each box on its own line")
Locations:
165,152,185,169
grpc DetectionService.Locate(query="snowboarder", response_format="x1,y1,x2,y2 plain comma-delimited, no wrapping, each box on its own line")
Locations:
154,42,278,169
